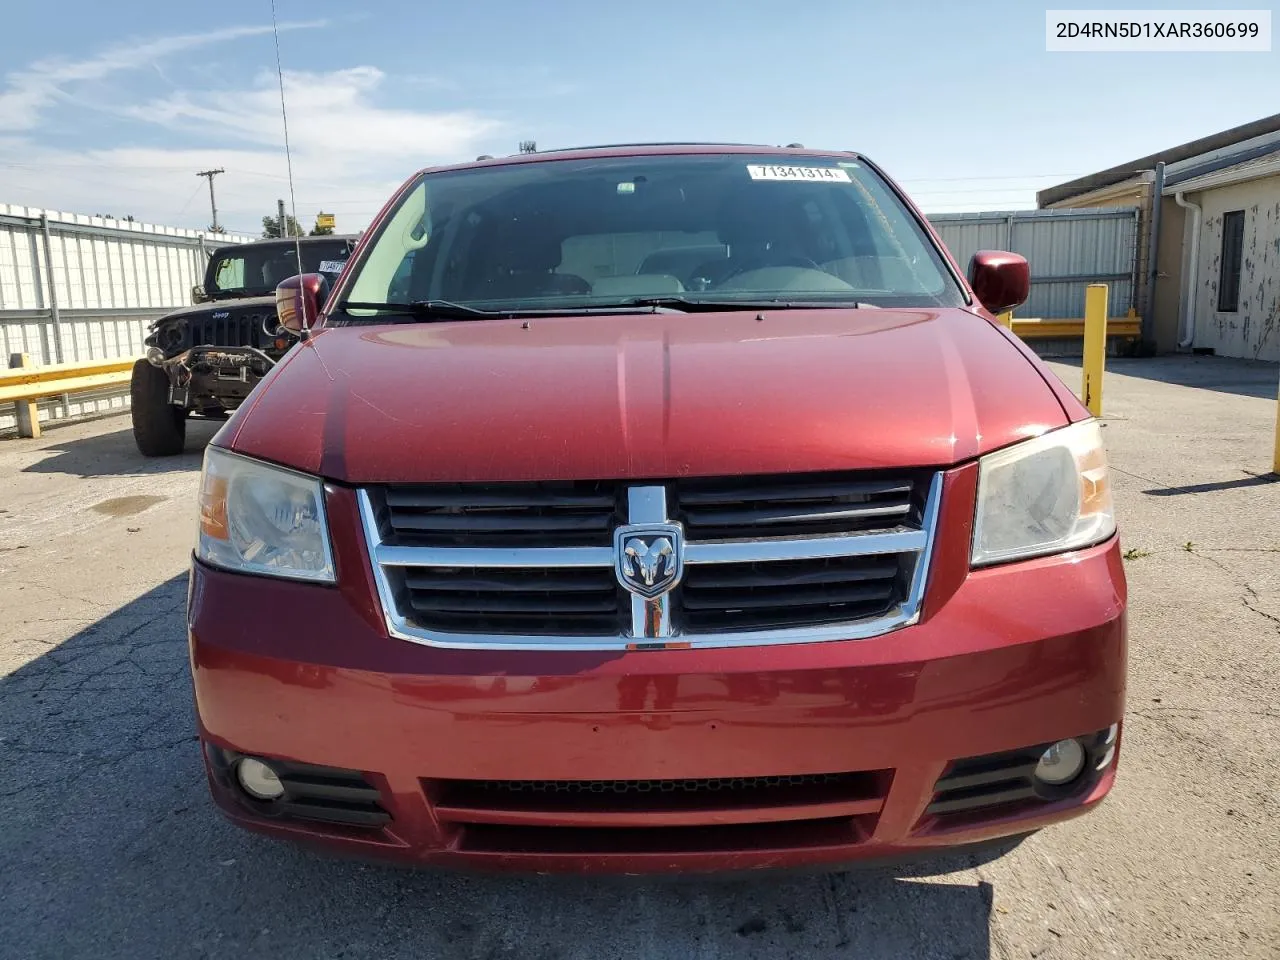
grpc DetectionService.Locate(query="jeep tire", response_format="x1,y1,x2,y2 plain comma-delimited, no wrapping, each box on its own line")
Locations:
130,359,186,457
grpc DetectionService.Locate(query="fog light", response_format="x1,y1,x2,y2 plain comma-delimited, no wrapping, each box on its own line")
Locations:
236,757,284,800
1034,739,1086,786
145,346,166,366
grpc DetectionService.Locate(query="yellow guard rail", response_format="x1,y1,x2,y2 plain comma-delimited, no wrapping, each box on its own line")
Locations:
3,354,135,439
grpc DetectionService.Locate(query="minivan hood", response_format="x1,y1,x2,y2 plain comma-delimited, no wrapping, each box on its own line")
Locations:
224,308,1070,483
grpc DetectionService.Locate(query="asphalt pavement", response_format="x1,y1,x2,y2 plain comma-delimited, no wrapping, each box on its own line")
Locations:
1,355,1277,960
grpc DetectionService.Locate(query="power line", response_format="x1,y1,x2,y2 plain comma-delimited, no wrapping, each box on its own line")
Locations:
174,180,207,218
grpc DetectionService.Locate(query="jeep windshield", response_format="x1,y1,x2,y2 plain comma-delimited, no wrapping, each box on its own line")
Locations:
207,240,353,299
335,153,965,321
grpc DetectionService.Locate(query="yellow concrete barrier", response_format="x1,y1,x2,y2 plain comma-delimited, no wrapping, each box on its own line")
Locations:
1081,284,1109,418
3,354,136,438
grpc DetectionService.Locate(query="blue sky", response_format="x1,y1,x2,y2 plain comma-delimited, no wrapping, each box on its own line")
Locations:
0,0,1275,233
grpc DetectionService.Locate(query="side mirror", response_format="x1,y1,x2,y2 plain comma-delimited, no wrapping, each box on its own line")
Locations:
968,250,1030,315
192,284,208,303
275,273,326,334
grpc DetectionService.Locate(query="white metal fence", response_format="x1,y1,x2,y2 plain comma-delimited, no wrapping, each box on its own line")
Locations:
928,207,1141,319
0,204,251,433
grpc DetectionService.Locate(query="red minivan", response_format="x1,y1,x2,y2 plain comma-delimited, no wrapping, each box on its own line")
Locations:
189,144,1125,873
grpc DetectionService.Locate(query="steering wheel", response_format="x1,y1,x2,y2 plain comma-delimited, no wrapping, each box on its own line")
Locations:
713,255,826,286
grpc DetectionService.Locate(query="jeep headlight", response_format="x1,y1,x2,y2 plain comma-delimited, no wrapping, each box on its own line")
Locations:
972,419,1115,567
196,447,335,582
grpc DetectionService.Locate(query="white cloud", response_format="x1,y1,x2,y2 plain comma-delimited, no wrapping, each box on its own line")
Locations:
0,28,504,235
129,66,498,163
0,21,327,131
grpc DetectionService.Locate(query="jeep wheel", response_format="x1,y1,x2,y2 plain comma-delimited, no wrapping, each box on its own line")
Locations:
130,359,186,456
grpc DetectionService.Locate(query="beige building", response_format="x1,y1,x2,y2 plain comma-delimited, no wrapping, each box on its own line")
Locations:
1040,115,1280,361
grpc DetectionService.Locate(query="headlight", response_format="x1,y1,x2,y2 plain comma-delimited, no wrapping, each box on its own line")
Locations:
972,419,1115,567
196,447,335,582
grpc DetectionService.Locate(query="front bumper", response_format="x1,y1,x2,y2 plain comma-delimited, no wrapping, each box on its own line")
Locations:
189,474,1127,873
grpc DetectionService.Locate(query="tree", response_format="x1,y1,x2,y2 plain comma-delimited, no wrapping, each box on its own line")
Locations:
262,213,303,238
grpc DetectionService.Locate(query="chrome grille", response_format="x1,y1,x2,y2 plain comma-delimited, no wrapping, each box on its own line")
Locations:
360,470,941,650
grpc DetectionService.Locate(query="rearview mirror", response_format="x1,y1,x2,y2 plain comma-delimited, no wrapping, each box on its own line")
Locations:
968,251,1030,316
275,273,326,334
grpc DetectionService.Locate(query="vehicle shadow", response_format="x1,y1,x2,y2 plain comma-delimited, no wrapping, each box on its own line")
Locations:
17,417,222,479
1048,354,1279,401
0,576,996,960
1143,473,1280,496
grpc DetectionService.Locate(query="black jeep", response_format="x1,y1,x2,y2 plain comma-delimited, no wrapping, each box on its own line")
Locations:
131,235,356,456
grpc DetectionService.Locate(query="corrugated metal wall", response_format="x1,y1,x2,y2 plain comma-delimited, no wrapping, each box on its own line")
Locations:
1,205,251,433
928,207,1141,318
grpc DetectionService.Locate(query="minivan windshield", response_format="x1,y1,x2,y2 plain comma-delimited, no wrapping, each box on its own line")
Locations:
339,154,964,318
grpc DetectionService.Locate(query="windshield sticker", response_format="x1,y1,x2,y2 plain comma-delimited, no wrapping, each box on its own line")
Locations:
747,165,851,183
318,260,347,274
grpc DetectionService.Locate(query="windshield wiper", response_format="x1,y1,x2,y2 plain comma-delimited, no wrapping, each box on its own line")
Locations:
339,299,500,321
622,296,864,312
337,299,687,322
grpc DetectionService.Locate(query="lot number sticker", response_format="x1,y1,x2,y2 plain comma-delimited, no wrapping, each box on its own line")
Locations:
747,165,851,183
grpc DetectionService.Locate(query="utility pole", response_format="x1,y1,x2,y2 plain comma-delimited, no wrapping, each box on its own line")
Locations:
196,168,225,233
278,198,287,238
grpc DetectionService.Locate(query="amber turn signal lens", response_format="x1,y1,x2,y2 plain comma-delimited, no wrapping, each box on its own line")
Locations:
199,474,229,541
1078,445,1111,517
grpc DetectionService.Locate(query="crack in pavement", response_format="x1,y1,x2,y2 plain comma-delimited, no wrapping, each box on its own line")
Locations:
1182,550,1280,634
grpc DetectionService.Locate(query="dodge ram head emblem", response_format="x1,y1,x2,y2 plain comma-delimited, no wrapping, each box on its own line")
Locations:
614,524,684,599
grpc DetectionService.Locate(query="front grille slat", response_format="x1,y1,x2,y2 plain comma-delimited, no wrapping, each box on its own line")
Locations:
390,512,613,534
408,592,619,615
683,502,910,527
449,773,866,796
681,582,896,611
277,775,384,804
274,765,390,825
687,560,898,589
678,555,905,631
385,490,616,509
926,748,1045,817
395,565,626,636
927,784,1038,815
678,480,913,504
382,481,623,548
674,473,922,541
403,570,609,592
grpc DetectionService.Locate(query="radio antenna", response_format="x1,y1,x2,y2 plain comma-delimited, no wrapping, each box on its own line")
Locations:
269,0,309,338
